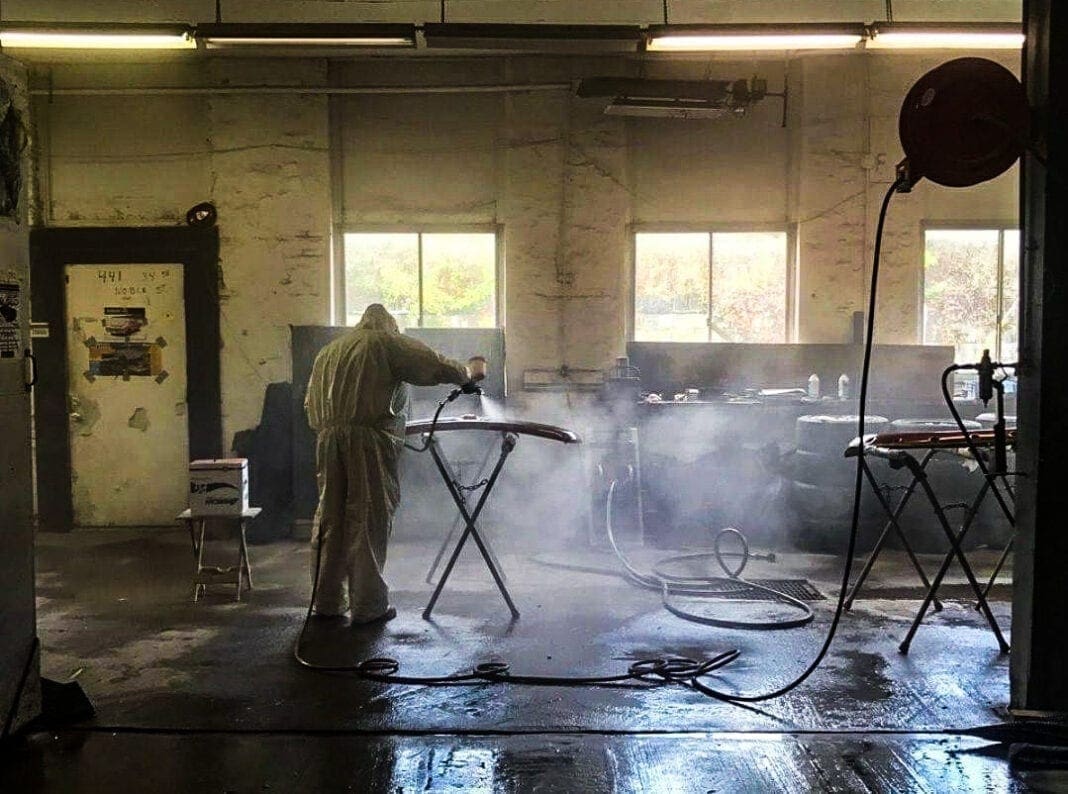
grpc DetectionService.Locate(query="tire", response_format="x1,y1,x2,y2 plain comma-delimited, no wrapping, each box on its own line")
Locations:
790,479,852,516
881,453,985,553
796,414,890,456
889,418,982,432
790,517,882,554
791,449,895,489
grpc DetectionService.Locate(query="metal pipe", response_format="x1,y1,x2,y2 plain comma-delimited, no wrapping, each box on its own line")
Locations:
30,82,571,97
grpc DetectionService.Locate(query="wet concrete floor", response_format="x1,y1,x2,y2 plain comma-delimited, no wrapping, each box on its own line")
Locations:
5,528,1052,791
5,730,1058,793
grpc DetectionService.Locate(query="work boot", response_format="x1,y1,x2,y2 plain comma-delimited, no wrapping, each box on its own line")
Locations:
352,605,397,626
309,611,348,623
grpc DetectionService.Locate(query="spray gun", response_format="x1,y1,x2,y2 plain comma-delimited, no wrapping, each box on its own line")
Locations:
977,349,996,404
975,349,1011,476
409,358,489,453
447,356,487,402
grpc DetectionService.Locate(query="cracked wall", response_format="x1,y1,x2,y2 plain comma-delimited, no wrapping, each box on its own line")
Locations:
32,50,1019,492
206,59,332,444
793,52,1019,345
34,60,331,446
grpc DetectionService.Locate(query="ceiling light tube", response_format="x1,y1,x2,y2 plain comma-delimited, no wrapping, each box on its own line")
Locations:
867,23,1023,50
197,23,416,49
0,24,195,50
645,23,865,52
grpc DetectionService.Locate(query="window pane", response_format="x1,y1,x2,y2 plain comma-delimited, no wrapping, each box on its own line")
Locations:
710,232,787,343
634,232,710,342
421,233,497,328
344,233,419,329
1001,229,1020,363
924,229,999,363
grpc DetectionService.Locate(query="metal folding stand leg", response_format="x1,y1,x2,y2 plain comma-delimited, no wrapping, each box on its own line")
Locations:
423,432,521,621
844,451,943,611
899,468,1010,654
972,473,1016,611
426,513,466,586
237,514,254,600
193,518,208,603
181,507,259,603
424,440,503,585
977,534,1015,609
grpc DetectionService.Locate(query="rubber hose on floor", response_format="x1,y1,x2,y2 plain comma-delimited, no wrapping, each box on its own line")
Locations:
602,477,814,631
294,417,744,695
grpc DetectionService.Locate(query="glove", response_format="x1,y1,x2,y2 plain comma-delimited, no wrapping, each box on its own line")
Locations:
446,380,483,403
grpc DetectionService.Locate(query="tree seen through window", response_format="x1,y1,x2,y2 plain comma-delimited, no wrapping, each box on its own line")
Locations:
344,232,497,329
923,228,1018,363
634,231,788,343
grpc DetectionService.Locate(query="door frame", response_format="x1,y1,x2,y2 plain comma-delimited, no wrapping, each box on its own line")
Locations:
30,226,222,532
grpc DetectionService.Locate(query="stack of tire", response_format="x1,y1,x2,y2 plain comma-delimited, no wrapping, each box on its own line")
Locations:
789,414,890,554
879,418,987,553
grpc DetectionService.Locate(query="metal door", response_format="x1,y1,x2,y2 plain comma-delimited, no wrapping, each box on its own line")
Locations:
0,54,40,737
64,263,189,526
0,241,38,735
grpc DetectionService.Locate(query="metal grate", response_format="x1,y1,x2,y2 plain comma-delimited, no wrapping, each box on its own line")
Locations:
704,578,825,602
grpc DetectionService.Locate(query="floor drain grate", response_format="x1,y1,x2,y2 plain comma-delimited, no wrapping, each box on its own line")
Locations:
704,579,825,602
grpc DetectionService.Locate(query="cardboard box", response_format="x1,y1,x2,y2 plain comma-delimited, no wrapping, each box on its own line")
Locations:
189,458,249,516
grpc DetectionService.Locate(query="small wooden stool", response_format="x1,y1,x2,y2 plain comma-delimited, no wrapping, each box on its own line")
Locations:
178,507,261,602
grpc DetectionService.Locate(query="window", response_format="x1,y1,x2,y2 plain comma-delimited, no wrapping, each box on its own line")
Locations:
342,231,498,329
923,228,1019,363
633,231,788,343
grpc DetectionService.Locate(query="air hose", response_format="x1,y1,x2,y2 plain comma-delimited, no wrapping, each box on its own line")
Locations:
601,477,814,630
296,181,898,703
939,364,1017,522
402,393,450,453
294,397,744,691
294,498,742,690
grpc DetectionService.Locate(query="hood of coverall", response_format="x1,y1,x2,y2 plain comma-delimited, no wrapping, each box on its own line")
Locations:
355,304,400,334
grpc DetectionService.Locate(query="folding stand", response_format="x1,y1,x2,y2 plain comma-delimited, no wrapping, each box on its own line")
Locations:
844,431,1014,654
178,507,261,602
843,449,945,613
898,466,1011,654
424,440,505,586
421,431,521,620
405,416,582,621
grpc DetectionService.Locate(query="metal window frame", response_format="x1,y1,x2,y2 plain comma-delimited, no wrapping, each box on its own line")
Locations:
334,224,503,329
920,221,1018,360
628,223,794,344
997,228,1022,362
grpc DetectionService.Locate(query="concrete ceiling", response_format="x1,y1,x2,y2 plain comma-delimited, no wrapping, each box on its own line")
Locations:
0,1,1021,25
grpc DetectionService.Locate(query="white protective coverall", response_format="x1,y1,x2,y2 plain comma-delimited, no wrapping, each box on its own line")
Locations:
304,304,470,620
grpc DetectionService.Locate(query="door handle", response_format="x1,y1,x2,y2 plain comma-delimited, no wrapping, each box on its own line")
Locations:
23,348,37,391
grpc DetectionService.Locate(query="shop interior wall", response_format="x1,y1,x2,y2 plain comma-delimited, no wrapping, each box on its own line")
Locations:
30,49,1019,471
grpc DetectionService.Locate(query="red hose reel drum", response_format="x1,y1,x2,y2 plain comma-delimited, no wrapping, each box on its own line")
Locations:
899,56,1030,188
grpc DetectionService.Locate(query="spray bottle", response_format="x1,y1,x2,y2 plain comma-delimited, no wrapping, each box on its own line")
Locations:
807,373,820,399
838,373,851,400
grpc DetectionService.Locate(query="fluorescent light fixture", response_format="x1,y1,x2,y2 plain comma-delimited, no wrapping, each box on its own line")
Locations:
604,99,740,119
197,23,416,49
646,23,864,52
424,23,642,53
867,23,1023,50
0,24,195,50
